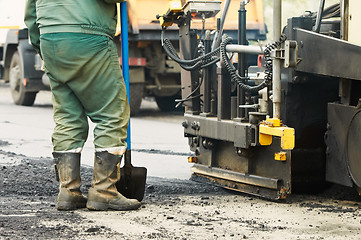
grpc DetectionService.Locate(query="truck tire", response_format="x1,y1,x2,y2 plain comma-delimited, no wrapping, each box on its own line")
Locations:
129,83,144,115
9,51,37,106
155,95,181,112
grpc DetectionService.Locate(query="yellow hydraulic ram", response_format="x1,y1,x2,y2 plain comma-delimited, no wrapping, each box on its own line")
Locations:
259,118,295,152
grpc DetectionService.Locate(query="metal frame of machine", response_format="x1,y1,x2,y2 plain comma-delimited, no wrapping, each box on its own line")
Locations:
159,0,361,199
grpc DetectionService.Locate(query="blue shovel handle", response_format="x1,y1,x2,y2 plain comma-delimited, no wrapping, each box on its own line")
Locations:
120,1,131,150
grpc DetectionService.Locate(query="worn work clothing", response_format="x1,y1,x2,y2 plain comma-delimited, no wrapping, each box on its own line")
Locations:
24,0,129,152
40,32,130,152
24,0,124,56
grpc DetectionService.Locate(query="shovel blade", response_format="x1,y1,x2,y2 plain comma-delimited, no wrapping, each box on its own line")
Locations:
116,166,147,202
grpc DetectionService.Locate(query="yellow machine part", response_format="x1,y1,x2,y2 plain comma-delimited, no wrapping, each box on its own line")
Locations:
259,118,295,150
274,152,287,161
125,0,265,31
0,26,20,29
159,1,183,27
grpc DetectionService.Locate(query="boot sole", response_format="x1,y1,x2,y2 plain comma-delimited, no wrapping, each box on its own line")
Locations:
57,201,86,211
86,201,140,211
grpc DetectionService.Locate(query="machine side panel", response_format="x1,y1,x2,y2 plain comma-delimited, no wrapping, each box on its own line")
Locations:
325,103,356,187
295,29,361,81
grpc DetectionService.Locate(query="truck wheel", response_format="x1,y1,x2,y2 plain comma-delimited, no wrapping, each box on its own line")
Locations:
129,83,144,115
155,95,181,112
9,51,36,106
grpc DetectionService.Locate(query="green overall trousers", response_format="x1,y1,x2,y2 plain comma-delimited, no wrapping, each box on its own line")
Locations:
40,33,130,153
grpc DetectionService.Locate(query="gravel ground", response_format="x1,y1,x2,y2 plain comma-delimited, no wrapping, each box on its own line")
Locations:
0,149,360,240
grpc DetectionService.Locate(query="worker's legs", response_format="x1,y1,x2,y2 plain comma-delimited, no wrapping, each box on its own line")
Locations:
41,33,92,210
40,33,136,210
41,33,91,151
77,37,130,155
46,79,88,210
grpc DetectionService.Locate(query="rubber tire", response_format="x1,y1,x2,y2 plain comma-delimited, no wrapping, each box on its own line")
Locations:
9,51,36,106
155,95,181,112
129,83,144,115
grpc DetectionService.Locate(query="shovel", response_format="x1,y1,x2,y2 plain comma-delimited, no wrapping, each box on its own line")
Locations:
116,1,147,202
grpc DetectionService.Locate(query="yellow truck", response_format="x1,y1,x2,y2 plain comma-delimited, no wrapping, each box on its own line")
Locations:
0,0,266,113
123,0,266,113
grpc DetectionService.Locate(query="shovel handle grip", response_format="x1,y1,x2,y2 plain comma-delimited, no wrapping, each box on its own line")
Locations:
120,1,131,150
124,149,132,166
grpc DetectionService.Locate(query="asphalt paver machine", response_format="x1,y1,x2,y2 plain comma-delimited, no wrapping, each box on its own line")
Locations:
159,0,361,199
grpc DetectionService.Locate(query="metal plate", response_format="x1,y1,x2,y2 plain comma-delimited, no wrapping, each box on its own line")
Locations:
182,1,221,19
347,110,361,188
295,28,361,81
325,103,355,187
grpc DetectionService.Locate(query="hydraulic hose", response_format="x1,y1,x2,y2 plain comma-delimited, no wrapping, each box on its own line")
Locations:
161,30,220,70
220,35,267,92
263,34,287,83
220,34,287,92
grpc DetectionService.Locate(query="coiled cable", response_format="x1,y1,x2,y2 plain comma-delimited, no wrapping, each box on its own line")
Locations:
161,30,220,71
220,35,266,92
220,34,287,92
263,34,287,84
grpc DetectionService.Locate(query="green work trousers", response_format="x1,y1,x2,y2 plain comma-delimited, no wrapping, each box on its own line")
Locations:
40,32,130,152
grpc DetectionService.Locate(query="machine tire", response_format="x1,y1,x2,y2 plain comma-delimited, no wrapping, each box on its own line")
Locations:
155,95,181,112
9,51,36,106
129,83,144,115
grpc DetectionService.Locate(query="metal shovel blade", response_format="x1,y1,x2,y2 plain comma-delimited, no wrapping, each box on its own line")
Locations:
116,150,147,202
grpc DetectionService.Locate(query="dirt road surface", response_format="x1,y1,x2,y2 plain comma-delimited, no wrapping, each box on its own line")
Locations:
0,83,360,239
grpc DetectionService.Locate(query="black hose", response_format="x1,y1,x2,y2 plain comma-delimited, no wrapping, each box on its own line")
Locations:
161,30,220,70
161,29,220,107
263,34,287,84
163,38,220,65
220,35,268,92
200,56,219,69
303,3,340,20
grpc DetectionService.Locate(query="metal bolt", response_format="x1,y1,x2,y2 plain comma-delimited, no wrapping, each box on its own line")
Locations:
202,139,214,149
182,120,189,128
191,121,200,131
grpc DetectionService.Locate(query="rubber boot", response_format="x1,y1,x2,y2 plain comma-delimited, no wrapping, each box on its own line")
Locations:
53,152,87,210
86,152,141,211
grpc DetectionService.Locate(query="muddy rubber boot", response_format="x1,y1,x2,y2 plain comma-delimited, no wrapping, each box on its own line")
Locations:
86,152,141,211
53,152,87,211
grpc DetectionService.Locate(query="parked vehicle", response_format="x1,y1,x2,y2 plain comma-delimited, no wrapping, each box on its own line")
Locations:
0,0,266,114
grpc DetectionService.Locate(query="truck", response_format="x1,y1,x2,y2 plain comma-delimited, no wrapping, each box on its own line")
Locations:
0,0,266,114
160,0,361,199
0,0,45,106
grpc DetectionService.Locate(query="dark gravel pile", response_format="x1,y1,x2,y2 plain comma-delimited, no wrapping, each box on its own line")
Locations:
0,150,223,198
0,152,93,197
0,151,116,240
0,150,227,239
